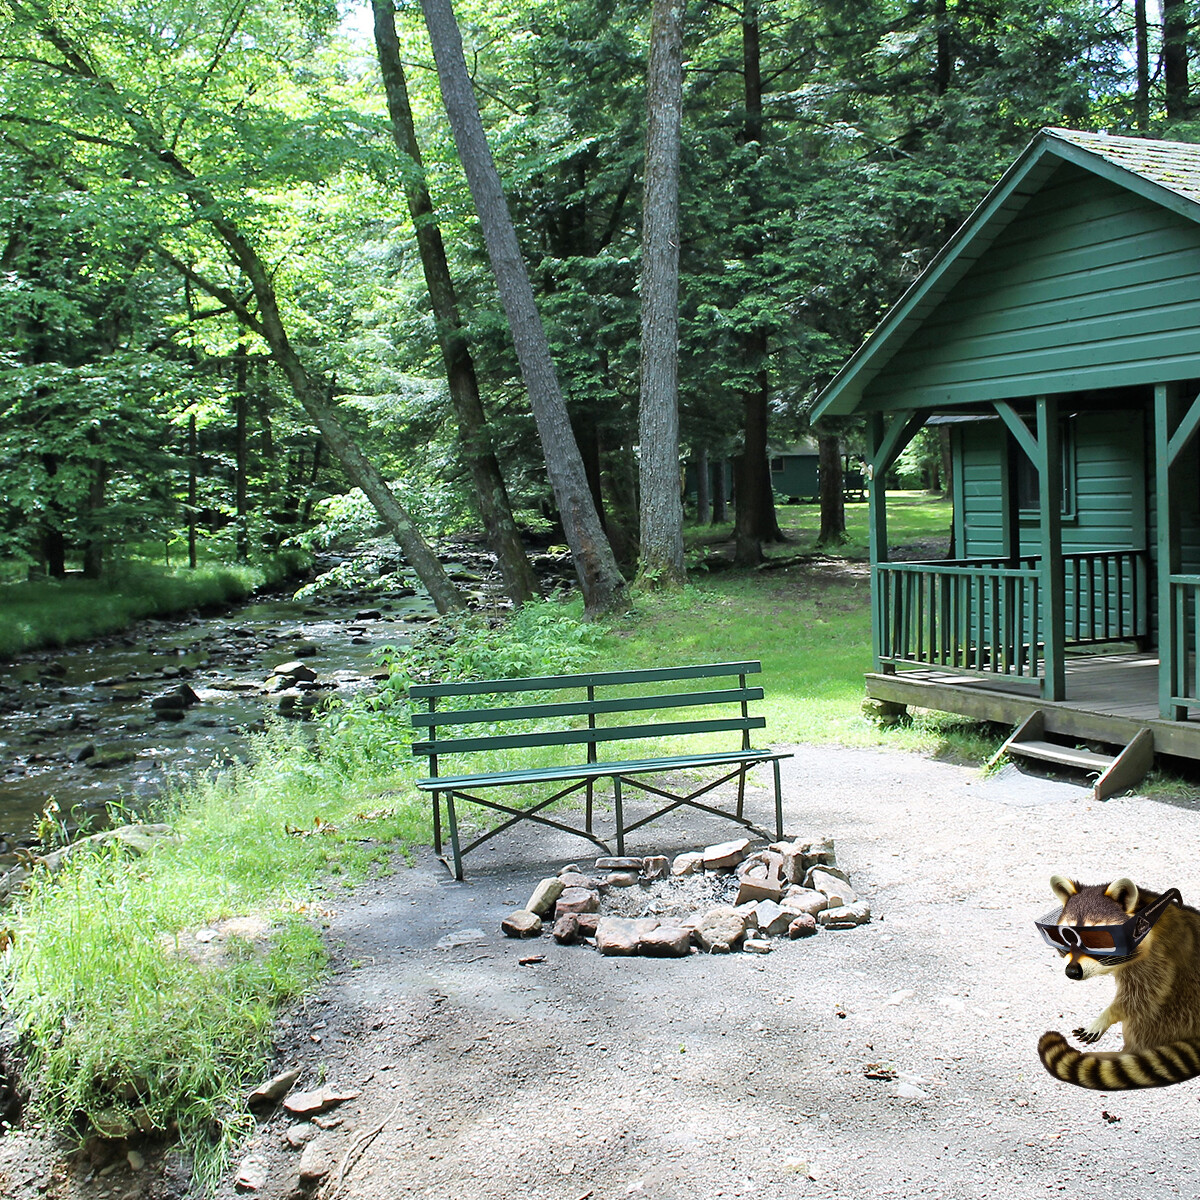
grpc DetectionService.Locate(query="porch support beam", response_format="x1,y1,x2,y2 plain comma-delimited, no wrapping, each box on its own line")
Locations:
1156,383,1187,720
1167,389,1200,466
1000,423,1022,565
866,413,891,673
866,410,927,675
868,410,927,478
1036,396,1066,701
993,399,1039,464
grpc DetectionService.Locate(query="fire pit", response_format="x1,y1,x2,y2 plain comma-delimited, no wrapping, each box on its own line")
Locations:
500,834,869,956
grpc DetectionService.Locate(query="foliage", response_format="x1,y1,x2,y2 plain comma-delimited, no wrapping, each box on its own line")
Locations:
382,597,605,696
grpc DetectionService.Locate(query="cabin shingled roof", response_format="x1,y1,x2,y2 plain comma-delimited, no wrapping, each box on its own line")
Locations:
1048,127,1200,209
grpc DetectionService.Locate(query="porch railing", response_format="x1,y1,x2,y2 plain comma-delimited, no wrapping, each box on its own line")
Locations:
877,550,1149,683
1168,574,1200,705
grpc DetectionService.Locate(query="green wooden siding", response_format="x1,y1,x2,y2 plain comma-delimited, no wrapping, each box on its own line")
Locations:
770,454,819,500
957,412,1144,558
865,163,1200,410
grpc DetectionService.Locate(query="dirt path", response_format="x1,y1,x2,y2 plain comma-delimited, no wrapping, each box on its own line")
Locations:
6,744,1200,1200
215,745,1200,1200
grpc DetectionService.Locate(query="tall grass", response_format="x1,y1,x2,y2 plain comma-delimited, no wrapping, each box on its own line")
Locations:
0,554,308,659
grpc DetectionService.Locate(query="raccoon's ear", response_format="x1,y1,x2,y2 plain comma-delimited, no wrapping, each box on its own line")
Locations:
1050,875,1079,904
1105,877,1139,913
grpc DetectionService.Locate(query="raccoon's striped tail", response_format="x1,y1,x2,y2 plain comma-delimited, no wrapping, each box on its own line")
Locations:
1039,1030,1200,1089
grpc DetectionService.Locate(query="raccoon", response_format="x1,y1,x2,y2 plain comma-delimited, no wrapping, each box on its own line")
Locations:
1038,875,1200,1089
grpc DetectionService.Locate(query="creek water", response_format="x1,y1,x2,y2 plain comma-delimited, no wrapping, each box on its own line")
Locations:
0,574,444,858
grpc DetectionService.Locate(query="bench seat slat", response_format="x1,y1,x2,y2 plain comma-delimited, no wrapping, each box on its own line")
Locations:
407,660,761,699
413,716,765,757
418,748,793,791
410,686,765,729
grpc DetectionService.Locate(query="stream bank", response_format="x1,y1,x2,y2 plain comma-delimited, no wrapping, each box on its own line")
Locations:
0,543,513,859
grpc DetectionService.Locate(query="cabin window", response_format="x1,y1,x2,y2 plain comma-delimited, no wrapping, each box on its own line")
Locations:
1016,417,1076,518
770,457,784,473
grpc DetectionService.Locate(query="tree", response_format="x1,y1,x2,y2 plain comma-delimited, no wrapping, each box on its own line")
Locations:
372,0,538,607
815,432,845,548
1164,0,1190,119
636,0,686,587
417,0,628,615
0,3,467,611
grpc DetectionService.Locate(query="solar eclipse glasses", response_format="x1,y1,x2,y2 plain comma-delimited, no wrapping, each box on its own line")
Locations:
1035,888,1182,958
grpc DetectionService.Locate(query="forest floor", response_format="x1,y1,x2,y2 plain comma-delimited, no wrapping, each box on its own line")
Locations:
7,741,1200,1200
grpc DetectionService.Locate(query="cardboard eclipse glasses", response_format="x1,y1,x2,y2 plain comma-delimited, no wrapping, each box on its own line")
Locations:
1035,888,1182,958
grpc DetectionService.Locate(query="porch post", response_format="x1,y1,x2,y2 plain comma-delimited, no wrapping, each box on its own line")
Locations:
866,412,889,673
1155,383,1186,719
1036,396,1065,700
1000,426,1022,565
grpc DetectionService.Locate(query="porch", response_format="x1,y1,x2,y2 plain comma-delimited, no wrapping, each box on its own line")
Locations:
869,553,1200,763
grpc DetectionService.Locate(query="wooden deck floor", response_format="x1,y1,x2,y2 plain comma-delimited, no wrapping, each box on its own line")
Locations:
866,652,1200,761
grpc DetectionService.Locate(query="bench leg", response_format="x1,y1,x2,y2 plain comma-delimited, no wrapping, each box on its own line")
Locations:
613,777,624,856
772,758,784,839
432,790,442,855
736,765,746,819
586,777,594,834
446,792,464,881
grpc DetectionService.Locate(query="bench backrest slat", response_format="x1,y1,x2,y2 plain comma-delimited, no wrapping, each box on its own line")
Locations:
410,686,765,730
407,660,761,699
413,716,766,758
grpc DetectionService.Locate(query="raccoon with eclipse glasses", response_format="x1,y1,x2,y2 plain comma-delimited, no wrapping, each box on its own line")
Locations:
1036,875,1200,1089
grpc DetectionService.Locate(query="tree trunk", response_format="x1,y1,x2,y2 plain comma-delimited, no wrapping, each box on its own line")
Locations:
1164,0,1189,119
32,19,465,613
732,3,781,566
815,434,846,547
40,453,66,578
695,446,711,527
712,457,727,524
187,410,198,570
637,0,686,587
234,336,249,563
933,0,952,95
418,0,627,617
373,0,538,607
301,440,322,524
1134,0,1150,130
82,457,107,579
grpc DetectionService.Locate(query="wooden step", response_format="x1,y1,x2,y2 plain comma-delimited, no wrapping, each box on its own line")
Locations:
991,712,1155,802
1004,739,1115,772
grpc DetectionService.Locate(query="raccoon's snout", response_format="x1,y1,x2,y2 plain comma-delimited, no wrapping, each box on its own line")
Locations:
1065,961,1084,980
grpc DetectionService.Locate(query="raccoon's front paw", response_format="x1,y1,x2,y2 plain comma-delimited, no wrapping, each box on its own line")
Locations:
1072,1024,1105,1044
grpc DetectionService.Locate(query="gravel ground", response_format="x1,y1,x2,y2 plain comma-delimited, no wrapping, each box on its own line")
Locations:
6,743,1200,1200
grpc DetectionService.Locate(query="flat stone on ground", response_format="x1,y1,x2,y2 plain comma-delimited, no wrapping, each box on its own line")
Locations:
501,910,543,938
639,923,692,957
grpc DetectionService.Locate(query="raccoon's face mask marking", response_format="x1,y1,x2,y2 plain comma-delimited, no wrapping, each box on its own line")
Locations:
1036,887,1183,966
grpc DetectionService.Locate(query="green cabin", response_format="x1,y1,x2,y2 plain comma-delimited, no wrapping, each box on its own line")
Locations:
811,127,1200,796
770,441,820,503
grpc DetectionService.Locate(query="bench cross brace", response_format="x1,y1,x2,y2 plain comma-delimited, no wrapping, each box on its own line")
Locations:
433,778,612,880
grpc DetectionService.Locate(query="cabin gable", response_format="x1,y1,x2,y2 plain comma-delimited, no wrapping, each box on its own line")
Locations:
862,162,1200,411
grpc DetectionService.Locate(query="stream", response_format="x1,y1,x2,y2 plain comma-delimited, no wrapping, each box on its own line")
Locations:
0,556,467,859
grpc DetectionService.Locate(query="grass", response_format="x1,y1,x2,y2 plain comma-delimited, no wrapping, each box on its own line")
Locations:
1,713,436,1188
0,554,308,659
692,489,954,562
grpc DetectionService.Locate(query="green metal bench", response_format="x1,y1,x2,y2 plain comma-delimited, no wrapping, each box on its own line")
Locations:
409,661,792,879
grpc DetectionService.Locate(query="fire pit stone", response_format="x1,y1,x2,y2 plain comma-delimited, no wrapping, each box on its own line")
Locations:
499,835,869,955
